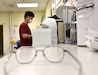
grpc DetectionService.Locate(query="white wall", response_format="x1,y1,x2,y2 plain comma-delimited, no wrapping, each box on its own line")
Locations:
77,0,98,46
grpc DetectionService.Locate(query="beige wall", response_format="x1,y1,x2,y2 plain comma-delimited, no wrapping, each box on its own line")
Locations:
0,12,11,54
11,11,45,29
45,0,52,18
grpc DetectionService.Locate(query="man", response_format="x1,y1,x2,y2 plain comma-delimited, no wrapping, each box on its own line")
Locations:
19,11,35,46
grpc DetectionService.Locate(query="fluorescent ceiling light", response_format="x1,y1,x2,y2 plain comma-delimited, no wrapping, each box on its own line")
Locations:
17,3,38,8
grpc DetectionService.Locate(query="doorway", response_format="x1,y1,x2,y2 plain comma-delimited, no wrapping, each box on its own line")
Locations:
0,25,3,56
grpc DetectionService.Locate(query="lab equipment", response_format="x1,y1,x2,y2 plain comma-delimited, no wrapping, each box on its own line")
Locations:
41,18,57,44
32,28,52,47
10,40,20,52
62,6,71,43
56,5,65,19
85,28,98,51
14,40,20,49
76,3,94,11
4,46,82,75
70,11,77,44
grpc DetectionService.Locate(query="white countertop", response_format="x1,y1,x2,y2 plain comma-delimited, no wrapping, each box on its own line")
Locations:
0,44,98,75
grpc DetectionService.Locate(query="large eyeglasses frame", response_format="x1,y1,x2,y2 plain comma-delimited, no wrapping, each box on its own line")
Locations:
4,46,82,75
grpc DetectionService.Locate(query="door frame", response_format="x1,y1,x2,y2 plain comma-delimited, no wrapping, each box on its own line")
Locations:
0,25,3,56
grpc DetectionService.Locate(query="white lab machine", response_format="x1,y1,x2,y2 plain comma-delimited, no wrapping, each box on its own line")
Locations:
41,18,58,44
32,18,58,47
85,28,98,51
32,28,52,47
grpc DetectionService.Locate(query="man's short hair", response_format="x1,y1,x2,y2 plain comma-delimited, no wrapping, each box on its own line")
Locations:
24,11,35,19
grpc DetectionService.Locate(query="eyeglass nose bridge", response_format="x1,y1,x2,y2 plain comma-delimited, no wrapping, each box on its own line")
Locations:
35,49,62,63
35,49,44,53
35,49,46,58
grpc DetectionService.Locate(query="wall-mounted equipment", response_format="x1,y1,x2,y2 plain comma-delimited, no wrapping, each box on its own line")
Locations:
76,3,95,11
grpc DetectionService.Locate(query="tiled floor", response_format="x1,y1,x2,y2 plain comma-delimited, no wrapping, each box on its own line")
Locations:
0,44,98,75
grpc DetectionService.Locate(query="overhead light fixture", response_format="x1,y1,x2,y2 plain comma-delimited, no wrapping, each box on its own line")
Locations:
17,3,38,8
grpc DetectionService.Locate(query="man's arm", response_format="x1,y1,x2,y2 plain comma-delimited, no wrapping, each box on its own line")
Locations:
22,34,32,39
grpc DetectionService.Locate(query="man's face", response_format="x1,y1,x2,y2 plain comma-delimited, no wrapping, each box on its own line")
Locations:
27,16,33,23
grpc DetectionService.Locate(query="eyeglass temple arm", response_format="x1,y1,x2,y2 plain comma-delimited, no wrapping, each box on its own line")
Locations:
3,50,16,75
64,50,82,75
